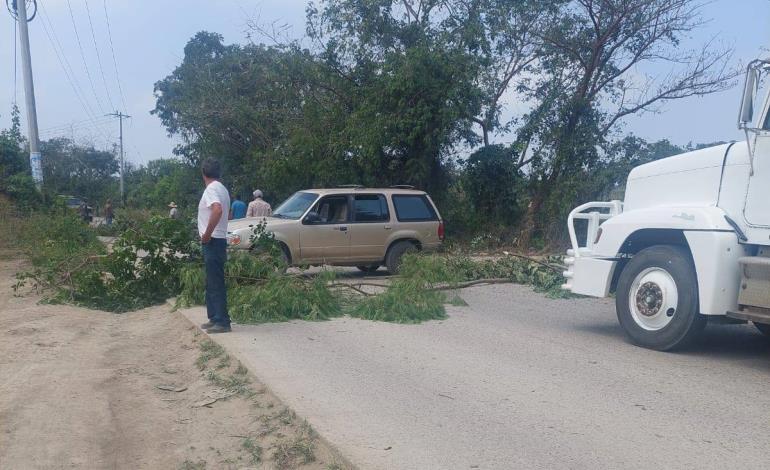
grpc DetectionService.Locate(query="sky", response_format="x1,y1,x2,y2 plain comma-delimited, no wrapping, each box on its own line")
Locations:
0,0,768,167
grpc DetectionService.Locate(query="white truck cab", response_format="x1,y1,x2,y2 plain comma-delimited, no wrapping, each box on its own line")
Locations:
563,59,770,350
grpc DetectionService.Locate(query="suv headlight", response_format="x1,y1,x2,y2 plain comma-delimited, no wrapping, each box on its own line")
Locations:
227,233,242,246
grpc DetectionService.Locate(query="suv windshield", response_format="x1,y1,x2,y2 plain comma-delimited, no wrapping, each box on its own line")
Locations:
272,192,318,219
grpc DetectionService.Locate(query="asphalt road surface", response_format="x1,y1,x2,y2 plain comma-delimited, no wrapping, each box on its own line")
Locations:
184,283,770,470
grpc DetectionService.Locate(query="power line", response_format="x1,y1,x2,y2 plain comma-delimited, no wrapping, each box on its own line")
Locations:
38,3,97,120
37,3,112,142
83,0,114,111
102,0,128,113
40,115,114,134
64,0,106,114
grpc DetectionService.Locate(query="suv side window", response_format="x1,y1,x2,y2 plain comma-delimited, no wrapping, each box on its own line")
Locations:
353,194,389,222
310,195,350,224
391,195,438,222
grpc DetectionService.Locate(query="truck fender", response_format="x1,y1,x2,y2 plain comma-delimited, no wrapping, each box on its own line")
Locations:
592,206,734,258
595,206,747,316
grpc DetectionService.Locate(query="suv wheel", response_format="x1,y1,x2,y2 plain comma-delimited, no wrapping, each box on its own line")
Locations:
615,245,705,351
385,241,417,274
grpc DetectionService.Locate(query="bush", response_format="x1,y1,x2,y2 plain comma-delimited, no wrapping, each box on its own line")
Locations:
178,251,339,323
351,254,455,323
229,272,340,323
17,214,196,312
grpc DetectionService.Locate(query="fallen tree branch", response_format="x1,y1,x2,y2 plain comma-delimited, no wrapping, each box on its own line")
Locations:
328,283,376,297
428,278,514,291
502,252,565,272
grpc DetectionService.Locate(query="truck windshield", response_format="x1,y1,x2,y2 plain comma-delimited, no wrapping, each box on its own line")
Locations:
272,192,318,219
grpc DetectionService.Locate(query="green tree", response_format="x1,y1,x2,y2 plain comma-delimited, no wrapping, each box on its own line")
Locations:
514,0,738,247
40,137,119,205
124,158,201,212
464,144,524,225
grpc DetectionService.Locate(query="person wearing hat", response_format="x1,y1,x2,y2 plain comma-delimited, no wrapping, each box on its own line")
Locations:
246,189,272,218
168,202,179,219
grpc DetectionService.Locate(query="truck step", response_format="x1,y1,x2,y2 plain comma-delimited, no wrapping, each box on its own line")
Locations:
727,307,770,324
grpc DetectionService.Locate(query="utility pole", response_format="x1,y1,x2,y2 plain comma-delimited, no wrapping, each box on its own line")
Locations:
107,111,130,204
12,0,43,188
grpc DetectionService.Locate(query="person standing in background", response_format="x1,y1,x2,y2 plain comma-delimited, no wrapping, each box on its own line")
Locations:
197,159,231,334
168,202,179,219
246,190,272,218
230,195,247,220
104,199,114,226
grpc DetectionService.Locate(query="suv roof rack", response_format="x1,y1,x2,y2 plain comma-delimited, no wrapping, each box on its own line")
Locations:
336,184,364,188
390,184,416,190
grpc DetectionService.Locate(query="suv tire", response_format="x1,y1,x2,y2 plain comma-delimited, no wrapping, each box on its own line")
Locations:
385,241,417,274
615,245,705,351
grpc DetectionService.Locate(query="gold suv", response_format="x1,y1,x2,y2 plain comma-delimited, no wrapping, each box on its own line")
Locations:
226,187,444,273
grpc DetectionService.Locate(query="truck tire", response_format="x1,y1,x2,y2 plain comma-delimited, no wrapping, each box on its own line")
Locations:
385,241,417,274
615,245,705,351
754,322,770,337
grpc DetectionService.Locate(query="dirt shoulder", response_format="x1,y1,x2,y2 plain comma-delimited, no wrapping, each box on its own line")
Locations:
0,256,350,470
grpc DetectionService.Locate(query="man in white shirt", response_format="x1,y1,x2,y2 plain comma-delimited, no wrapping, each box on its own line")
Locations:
197,158,232,333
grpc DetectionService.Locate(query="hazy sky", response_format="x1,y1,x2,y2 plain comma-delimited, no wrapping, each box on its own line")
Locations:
1,0,768,167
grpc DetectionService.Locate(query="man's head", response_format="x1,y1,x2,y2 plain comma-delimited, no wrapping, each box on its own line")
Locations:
253,189,263,199
201,158,221,183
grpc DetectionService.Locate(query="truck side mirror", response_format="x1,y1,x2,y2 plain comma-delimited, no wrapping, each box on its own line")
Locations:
739,67,759,128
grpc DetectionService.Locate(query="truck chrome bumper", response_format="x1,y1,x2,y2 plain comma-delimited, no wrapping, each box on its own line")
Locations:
563,200,623,298
562,253,617,298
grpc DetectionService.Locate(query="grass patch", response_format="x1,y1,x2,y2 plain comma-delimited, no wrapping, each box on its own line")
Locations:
234,362,248,375
205,370,251,396
196,339,225,370
178,460,206,470
273,421,316,469
215,354,231,370
241,437,262,464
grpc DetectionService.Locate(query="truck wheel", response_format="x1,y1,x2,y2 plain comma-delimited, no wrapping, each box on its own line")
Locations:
754,322,770,337
385,241,417,274
615,245,705,351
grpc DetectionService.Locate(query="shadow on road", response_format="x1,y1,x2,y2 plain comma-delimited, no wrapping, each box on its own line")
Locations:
575,318,770,368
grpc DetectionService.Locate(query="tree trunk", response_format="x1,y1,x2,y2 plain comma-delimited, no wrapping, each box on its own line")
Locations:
518,186,546,250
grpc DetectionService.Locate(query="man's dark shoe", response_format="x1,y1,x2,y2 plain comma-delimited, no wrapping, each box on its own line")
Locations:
201,321,215,329
207,324,232,334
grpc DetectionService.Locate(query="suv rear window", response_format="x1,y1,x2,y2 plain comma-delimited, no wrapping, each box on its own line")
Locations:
353,195,389,222
392,195,438,222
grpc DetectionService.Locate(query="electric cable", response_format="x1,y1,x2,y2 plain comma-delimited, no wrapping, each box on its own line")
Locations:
102,0,128,113
83,0,114,111
65,0,106,114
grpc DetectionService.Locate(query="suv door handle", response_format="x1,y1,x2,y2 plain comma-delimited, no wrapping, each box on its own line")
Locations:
384,225,392,230
337,226,348,232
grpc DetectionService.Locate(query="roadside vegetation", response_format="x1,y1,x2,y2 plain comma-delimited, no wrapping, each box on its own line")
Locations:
6,198,565,322
193,338,342,469
0,0,735,319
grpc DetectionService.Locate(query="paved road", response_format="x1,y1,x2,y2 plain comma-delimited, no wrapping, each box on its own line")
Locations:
184,283,770,470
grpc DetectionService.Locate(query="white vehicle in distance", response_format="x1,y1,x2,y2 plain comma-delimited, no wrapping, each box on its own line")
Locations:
563,58,770,351
226,186,445,274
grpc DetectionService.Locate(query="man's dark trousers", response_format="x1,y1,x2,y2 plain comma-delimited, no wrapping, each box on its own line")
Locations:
202,237,230,326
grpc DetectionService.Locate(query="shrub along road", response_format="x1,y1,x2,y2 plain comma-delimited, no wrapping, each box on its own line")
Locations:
185,280,770,470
